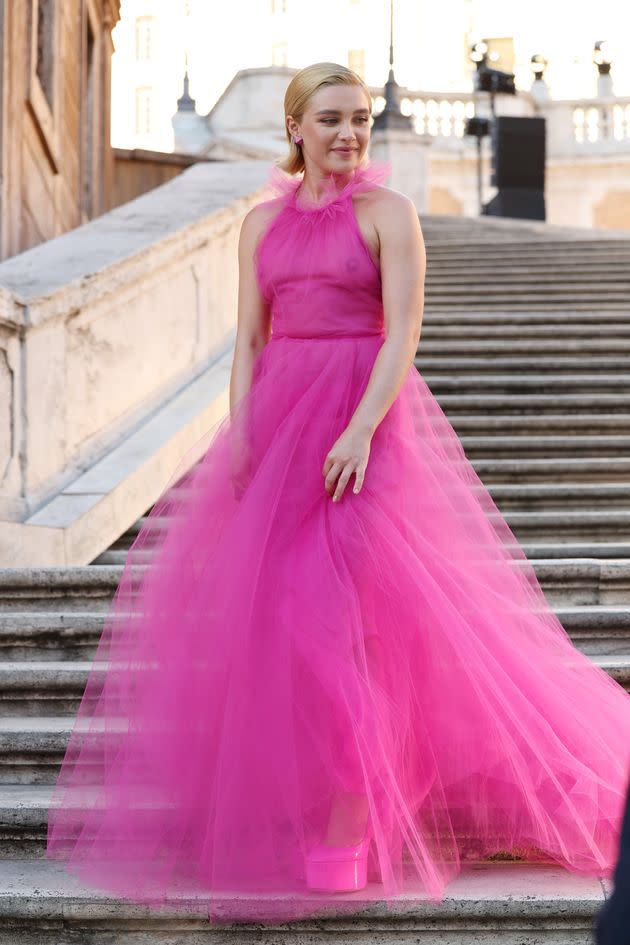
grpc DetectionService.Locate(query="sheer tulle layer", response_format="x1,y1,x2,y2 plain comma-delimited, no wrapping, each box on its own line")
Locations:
46,333,630,923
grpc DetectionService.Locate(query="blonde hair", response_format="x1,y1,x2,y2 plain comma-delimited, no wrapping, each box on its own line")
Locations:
277,62,373,176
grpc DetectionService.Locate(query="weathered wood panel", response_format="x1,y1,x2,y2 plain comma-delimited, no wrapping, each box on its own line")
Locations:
0,0,121,261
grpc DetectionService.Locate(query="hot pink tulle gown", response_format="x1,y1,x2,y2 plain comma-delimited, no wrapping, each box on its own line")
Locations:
46,157,630,923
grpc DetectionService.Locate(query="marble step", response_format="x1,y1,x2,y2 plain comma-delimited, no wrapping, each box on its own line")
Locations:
519,541,630,559
427,253,630,265
420,327,630,345
425,239,630,250
92,535,630,572
419,373,630,396
421,322,630,338
414,372,630,394
0,858,609,943
0,761,622,875
425,299,630,311
0,602,627,664
426,278,630,294
418,339,630,355
415,355,630,376
2,554,629,613
422,310,630,326
0,648,626,720
426,252,630,264
482,483,630,511
427,259,630,271
435,393,630,417
461,435,630,460
0,617,626,780
0,569,119,613
472,456,630,484
449,415,630,437
105,497,630,544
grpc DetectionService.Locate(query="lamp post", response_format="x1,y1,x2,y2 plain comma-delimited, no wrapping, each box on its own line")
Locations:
372,0,413,132
593,40,614,100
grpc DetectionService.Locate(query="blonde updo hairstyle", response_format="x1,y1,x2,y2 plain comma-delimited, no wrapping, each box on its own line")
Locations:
277,62,373,176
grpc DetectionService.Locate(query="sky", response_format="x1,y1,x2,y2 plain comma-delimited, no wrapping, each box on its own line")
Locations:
111,0,630,151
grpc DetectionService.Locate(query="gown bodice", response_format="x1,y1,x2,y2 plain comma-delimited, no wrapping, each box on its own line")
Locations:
254,158,392,340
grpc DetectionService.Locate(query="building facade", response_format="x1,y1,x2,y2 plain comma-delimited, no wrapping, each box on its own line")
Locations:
0,0,121,260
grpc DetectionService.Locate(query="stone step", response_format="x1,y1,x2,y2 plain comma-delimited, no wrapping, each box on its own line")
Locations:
425,236,630,247
460,435,630,460
3,549,629,613
419,339,630,355
425,299,630,311
519,540,630,560
106,504,630,551
0,661,97,717
420,373,630,395
427,249,630,261
0,569,118,613
0,858,608,943
0,613,106,661
450,414,630,437
1,597,627,663
427,249,630,260
3,548,629,607
0,611,626,778
424,280,630,295
416,355,630,376
473,456,630,484
486,482,630,511
0,639,626,720
427,277,630,293
423,311,630,327
427,261,630,273
421,324,630,342
0,758,622,870
436,392,630,417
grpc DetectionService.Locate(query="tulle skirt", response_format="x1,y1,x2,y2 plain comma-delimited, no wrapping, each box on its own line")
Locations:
46,331,630,924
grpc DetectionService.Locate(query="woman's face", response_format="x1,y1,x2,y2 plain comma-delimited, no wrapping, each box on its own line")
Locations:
287,84,372,174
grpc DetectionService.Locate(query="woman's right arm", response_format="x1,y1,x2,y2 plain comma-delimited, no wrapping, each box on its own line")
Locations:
230,206,272,418
228,205,272,499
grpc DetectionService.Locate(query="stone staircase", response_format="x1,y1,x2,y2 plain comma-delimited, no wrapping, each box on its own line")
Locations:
0,216,627,941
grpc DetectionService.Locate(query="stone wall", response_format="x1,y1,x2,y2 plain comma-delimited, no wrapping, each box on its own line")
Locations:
0,159,271,565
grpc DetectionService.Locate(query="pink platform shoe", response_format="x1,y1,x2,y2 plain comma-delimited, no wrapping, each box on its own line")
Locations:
305,833,371,892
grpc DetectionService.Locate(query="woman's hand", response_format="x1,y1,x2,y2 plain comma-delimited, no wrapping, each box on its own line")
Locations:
323,423,373,502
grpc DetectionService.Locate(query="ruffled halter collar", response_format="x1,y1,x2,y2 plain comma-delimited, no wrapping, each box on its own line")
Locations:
264,157,392,220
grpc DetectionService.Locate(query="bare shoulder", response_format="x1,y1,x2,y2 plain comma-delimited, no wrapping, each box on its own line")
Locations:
355,185,421,234
239,198,285,251
353,185,423,268
370,186,420,230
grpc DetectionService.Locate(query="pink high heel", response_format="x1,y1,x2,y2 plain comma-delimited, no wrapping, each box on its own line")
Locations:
305,833,371,892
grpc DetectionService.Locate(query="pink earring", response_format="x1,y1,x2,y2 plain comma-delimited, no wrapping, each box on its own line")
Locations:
294,135,303,145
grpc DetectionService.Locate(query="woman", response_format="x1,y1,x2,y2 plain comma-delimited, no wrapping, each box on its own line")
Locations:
46,62,630,926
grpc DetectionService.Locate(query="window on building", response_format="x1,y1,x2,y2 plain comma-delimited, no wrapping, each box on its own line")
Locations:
272,41,289,66
348,49,366,77
135,87,154,135
135,16,155,60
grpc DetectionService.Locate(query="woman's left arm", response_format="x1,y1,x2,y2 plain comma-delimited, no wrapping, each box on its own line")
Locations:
323,192,426,502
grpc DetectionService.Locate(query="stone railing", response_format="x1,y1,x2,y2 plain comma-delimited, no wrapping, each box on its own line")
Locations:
0,160,271,565
371,87,630,156
544,96,630,156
